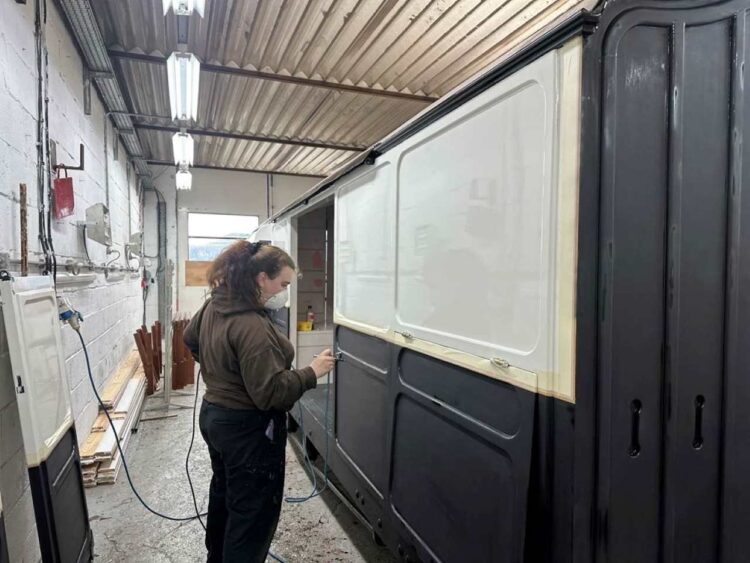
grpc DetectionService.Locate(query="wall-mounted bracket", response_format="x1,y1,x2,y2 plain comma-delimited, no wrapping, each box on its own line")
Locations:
82,70,112,115
52,143,85,173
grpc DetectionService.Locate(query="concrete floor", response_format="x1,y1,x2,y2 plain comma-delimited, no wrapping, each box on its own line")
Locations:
86,387,396,563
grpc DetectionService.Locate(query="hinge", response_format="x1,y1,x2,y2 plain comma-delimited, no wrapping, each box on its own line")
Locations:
395,330,414,340
16,375,25,394
491,357,511,369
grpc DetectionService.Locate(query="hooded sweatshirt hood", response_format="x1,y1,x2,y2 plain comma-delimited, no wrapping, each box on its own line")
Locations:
210,287,262,316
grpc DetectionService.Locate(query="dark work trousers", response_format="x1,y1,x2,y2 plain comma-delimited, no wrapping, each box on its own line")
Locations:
198,400,287,563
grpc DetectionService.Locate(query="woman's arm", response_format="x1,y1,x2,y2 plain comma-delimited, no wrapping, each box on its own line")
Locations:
236,342,317,411
183,300,209,362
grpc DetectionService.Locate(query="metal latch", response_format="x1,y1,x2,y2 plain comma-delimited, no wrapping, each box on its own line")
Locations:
15,375,25,394
313,352,343,362
491,357,511,369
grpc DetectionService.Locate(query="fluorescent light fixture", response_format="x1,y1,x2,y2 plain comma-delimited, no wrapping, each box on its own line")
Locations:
172,132,194,166
163,0,205,16
167,52,201,122
175,167,192,191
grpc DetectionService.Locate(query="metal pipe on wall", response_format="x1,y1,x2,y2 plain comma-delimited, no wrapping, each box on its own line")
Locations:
265,173,274,219
157,199,167,328
20,184,28,277
266,174,270,218
104,113,109,210
126,162,131,236
35,0,52,278
2,254,137,275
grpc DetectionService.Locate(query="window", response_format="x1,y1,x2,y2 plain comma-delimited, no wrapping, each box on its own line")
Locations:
188,213,259,260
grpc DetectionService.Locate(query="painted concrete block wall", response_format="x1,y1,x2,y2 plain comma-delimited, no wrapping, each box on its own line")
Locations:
1,0,143,442
0,2,143,560
145,166,318,320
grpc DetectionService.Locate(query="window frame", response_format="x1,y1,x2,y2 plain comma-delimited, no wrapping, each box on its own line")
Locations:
187,212,260,261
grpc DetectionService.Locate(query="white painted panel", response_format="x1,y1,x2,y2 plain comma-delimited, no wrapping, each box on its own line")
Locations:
0,276,73,466
395,51,558,371
335,163,396,329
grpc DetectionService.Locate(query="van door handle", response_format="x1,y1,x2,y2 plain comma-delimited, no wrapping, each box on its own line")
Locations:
693,395,705,449
629,399,642,457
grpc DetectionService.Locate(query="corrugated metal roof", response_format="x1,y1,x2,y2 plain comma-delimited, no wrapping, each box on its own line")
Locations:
92,0,596,177
138,128,354,176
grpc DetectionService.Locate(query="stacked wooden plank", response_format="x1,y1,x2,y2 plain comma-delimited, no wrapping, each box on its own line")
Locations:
134,321,162,395
80,421,121,486
171,316,195,390
81,462,99,488
91,411,125,432
99,349,140,409
96,375,147,484
80,349,147,487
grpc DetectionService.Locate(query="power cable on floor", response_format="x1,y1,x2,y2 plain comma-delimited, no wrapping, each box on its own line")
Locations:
185,372,205,531
285,369,332,503
74,326,207,523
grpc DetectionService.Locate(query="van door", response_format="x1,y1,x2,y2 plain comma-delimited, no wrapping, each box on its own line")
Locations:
595,2,748,561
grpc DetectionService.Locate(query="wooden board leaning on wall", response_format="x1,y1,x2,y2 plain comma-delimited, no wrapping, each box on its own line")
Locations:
185,261,211,286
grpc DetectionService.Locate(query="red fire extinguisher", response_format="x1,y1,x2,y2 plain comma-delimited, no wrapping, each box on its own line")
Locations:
53,167,75,219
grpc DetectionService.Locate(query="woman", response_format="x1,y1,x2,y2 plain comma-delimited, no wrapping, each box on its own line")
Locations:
184,240,335,563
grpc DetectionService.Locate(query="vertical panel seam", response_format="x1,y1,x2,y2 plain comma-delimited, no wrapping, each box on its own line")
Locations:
661,20,686,563
718,8,746,562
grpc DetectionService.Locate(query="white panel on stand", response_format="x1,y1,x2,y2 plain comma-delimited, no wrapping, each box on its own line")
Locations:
394,51,558,372
0,276,73,466
272,219,292,253
250,223,275,243
250,220,291,253
335,163,396,329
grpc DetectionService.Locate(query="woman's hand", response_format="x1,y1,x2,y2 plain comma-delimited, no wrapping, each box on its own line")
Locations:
310,349,336,378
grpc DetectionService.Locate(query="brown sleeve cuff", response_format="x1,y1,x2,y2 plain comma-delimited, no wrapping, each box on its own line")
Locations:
299,366,317,390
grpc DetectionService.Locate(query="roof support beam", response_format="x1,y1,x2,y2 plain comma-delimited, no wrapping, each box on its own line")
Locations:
108,49,438,103
134,123,364,152
146,160,326,179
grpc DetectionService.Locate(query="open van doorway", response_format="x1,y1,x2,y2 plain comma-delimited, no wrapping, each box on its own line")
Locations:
292,198,336,393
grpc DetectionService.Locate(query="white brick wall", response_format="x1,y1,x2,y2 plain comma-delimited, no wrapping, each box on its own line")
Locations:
1,0,143,431
0,3,143,560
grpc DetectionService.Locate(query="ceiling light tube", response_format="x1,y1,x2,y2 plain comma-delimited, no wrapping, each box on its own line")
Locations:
167,52,201,122
172,132,194,166
175,166,192,191
163,0,205,16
